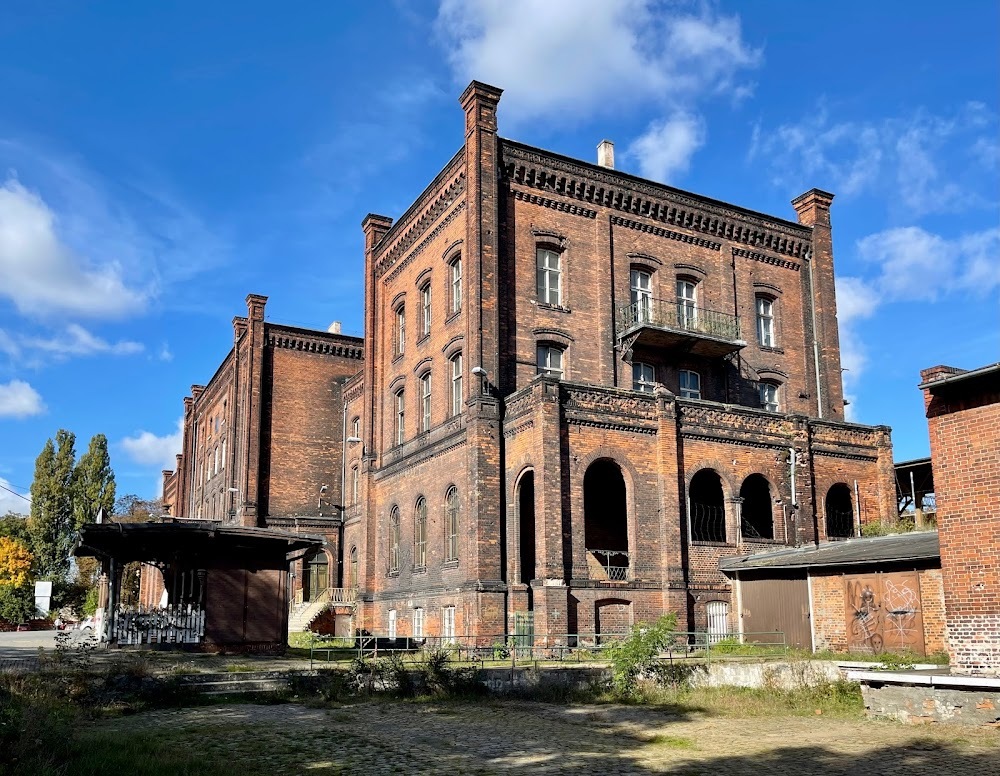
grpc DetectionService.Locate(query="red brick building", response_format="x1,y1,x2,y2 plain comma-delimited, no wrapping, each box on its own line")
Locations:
921,362,1000,675
344,81,896,644
161,294,364,606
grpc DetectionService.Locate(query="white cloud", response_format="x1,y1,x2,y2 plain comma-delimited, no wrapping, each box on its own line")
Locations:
22,323,144,358
0,477,31,515
0,177,148,318
158,342,173,362
0,379,45,418
836,225,1000,413
121,418,183,471
750,103,997,215
435,0,760,131
626,113,705,184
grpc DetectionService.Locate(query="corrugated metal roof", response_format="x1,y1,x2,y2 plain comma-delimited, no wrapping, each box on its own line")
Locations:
719,531,939,572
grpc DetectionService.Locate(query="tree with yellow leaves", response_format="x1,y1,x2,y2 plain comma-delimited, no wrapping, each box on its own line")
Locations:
0,536,33,587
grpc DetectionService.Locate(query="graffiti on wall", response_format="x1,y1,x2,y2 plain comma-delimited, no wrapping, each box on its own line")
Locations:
844,572,924,655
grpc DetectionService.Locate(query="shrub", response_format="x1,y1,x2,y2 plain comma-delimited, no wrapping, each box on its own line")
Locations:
604,614,679,698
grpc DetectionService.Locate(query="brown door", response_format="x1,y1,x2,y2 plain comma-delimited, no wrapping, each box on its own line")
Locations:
739,577,812,650
844,571,924,655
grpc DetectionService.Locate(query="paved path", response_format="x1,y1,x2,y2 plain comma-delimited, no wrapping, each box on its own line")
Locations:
88,700,999,775
0,629,57,659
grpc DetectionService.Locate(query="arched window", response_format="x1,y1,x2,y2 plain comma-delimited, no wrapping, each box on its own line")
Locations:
759,381,780,412
421,282,432,337
388,507,400,575
420,371,432,432
450,352,463,416
690,469,726,543
445,486,459,563
536,247,562,306
348,545,358,589
632,362,656,393
676,279,698,329
395,388,406,445
630,268,653,323
450,255,462,313
740,474,774,540
679,369,701,399
395,304,405,355
414,497,427,569
826,483,854,538
756,295,776,347
536,343,564,379
584,460,630,580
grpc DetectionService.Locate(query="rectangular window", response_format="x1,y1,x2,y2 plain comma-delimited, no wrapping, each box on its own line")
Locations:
395,306,405,355
630,269,652,323
679,369,701,399
214,446,219,475
536,344,564,379
351,466,359,505
421,284,432,336
451,353,463,416
536,247,561,306
756,297,775,347
395,389,405,445
677,280,697,329
760,382,779,412
388,609,397,640
420,372,432,433
352,416,360,438
451,258,462,313
220,439,226,470
632,362,656,392
413,607,424,639
442,606,456,644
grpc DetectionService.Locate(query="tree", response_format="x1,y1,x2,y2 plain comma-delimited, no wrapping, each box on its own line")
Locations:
0,537,33,587
28,430,76,580
114,494,163,521
0,513,31,545
73,433,116,529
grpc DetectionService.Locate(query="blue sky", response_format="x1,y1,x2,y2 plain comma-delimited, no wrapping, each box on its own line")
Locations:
0,1,997,512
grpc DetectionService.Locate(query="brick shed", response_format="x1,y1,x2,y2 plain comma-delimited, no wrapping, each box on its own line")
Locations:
721,531,944,655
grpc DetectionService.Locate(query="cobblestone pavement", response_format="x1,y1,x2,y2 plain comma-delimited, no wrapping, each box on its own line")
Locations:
88,700,998,775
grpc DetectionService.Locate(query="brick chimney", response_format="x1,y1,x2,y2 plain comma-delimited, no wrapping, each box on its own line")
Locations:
597,140,615,169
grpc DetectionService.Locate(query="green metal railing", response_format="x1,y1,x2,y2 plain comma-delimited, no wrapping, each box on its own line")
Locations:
618,300,741,341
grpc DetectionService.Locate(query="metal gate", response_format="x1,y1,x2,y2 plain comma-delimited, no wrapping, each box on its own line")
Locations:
739,577,811,650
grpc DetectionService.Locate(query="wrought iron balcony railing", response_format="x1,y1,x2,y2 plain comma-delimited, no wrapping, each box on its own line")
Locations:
618,299,741,342
587,548,631,581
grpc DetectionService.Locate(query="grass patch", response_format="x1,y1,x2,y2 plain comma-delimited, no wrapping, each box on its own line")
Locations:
639,680,864,719
643,734,696,748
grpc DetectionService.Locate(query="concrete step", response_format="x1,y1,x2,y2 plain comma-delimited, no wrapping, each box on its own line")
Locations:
175,670,311,696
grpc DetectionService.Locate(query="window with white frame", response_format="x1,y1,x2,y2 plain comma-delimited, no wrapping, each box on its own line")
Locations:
756,296,776,347
760,382,779,412
388,507,400,575
450,352,463,415
413,607,424,639
536,344,564,379
395,305,405,355
679,369,701,399
388,609,397,640
349,546,358,588
630,269,652,323
420,372,432,433
214,446,220,474
421,283,432,337
352,416,360,438
536,247,562,306
632,362,656,392
394,389,405,445
220,439,226,470
450,256,462,313
676,279,698,329
442,606,456,644
351,465,359,505
414,497,427,569
445,486,459,562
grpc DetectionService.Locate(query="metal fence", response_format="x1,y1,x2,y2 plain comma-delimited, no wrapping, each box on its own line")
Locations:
618,300,741,341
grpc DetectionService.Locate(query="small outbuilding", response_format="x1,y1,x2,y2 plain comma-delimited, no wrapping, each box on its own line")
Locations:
76,520,321,653
720,531,944,656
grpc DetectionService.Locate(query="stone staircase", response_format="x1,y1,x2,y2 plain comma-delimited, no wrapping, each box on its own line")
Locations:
288,587,357,633
175,669,306,697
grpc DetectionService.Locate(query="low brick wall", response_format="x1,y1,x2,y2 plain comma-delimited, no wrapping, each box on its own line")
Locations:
861,682,1000,726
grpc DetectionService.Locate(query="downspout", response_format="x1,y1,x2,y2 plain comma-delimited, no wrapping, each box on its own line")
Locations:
729,247,740,405
339,399,349,588
807,249,824,418
854,479,862,537
789,446,798,546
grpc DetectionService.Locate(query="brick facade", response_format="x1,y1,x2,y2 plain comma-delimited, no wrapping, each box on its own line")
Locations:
347,81,895,643
161,295,364,602
921,363,1000,675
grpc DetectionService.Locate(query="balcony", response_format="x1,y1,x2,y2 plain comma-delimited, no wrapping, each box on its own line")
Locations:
587,549,631,581
618,299,744,358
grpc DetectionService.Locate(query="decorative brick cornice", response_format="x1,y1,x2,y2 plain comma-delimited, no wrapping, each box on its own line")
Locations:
732,246,801,272
502,140,811,260
612,215,722,251
382,200,467,285
512,189,597,219
267,328,364,360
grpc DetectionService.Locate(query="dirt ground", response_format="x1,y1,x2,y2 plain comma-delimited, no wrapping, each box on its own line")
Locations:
88,699,998,775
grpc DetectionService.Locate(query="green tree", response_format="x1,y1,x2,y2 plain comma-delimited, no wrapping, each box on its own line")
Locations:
28,430,76,580
73,433,116,529
0,512,31,545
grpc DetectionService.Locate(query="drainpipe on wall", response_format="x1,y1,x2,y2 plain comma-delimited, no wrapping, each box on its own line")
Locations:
806,250,824,419
854,479,862,537
789,446,799,546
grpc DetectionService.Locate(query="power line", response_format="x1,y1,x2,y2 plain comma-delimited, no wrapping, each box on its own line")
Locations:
0,482,32,503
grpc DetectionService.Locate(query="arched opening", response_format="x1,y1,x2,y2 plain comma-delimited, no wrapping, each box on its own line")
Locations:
348,546,358,589
690,469,726,543
740,474,774,539
518,471,536,589
584,459,629,580
826,483,854,538
303,549,329,602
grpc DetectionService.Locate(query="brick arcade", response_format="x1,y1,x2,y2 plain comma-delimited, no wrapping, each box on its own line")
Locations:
162,81,896,644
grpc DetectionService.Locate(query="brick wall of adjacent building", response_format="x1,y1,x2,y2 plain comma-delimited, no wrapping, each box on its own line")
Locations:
922,364,1000,675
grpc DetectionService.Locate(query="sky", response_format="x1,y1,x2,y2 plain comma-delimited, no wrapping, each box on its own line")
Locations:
0,1,997,513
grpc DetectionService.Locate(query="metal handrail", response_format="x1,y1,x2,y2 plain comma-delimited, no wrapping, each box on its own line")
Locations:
618,299,741,340
587,548,631,581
